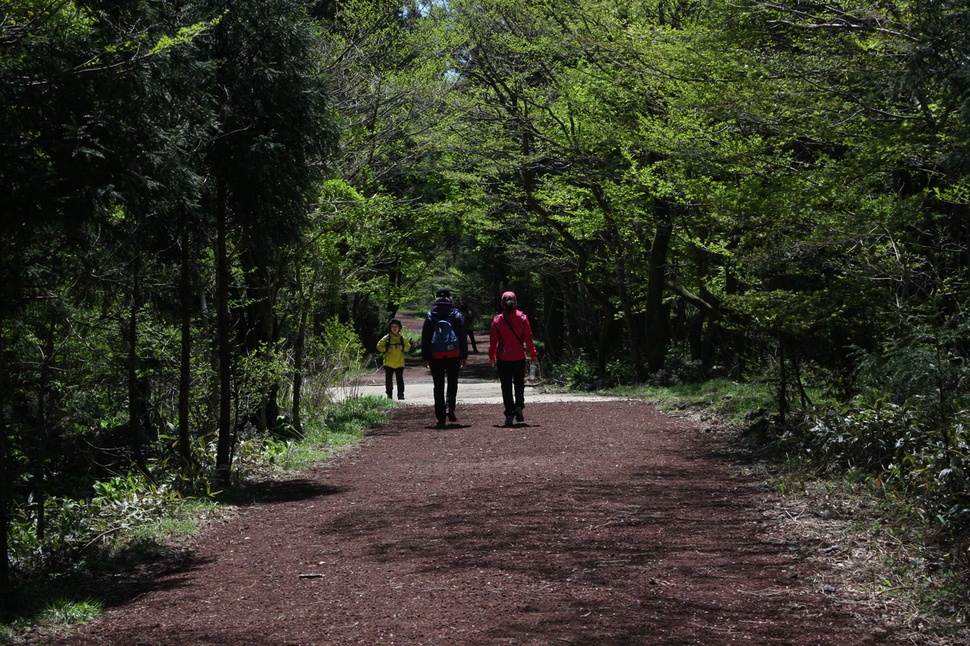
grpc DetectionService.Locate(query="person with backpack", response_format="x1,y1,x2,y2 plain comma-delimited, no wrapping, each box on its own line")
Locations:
377,318,412,400
421,288,468,427
489,291,539,427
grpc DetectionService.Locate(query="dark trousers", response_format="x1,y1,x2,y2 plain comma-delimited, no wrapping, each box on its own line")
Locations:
496,359,527,416
384,366,404,398
428,358,461,421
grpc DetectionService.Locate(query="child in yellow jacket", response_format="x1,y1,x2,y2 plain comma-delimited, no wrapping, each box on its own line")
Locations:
377,318,412,399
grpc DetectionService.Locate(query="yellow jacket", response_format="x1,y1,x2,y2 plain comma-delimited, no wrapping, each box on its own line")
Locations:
377,332,411,369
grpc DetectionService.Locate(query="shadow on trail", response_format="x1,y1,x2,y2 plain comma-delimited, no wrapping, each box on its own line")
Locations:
48,398,904,646
92,553,219,612
314,458,896,645
458,357,497,380
224,478,344,505
11,546,222,621
38,477,346,618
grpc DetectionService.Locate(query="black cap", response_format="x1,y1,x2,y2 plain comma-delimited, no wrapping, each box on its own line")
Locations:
436,288,452,299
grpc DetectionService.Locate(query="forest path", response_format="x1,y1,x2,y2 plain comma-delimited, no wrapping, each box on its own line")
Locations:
49,370,912,644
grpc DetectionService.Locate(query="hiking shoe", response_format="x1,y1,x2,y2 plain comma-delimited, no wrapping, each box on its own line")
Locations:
504,415,514,427
514,407,524,422
436,419,446,428
447,410,457,422
398,395,405,400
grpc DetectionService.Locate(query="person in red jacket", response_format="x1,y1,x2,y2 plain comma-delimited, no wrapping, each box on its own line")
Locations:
488,291,539,427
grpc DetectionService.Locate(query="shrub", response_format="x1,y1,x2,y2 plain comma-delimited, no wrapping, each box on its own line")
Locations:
785,402,970,543
8,473,186,578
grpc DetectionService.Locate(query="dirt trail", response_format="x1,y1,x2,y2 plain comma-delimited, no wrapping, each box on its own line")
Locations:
46,313,913,644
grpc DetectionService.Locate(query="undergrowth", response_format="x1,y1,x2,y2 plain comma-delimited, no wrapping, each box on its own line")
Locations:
0,395,393,641
609,377,776,423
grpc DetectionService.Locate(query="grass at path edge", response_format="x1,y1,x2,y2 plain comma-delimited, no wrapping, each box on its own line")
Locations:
0,396,395,644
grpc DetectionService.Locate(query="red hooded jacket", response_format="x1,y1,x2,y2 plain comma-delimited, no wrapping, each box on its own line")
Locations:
489,308,538,363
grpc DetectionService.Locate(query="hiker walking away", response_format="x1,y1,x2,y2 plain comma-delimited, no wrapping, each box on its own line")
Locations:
377,318,412,400
489,291,539,427
422,288,468,427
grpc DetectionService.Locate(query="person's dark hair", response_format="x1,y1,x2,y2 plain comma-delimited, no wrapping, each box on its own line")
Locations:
501,291,517,310
389,318,402,329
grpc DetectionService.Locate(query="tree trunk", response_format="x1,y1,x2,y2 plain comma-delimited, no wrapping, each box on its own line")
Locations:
666,278,723,371
127,257,147,472
198,268,218,436
0,313,9,589
291,271,307,438
178,229,192,467
644,219,673,372
216,180,233,485
33,326,55,542
595,302,618,374
541,278,565,363
778,337,789,427
592,185,646,380
240,250,283,434
725,269,745,379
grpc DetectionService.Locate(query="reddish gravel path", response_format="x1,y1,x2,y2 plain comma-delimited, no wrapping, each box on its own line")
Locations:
49,367,908,645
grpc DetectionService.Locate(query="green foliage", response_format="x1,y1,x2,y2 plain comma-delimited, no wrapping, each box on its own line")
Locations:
854,307,970,426
318,0,465,311
7,497,87,575
36,597,103,625
546,350,643,391
322,396,394,434
319,317,367,386
314,179,448,314
244,396,393,472
789,402,925,474
3,585,104,632
7,473,188,577
151,19,221,55
549,354,599,391
784,402,970,544
609,378,777,423
235,344,292,422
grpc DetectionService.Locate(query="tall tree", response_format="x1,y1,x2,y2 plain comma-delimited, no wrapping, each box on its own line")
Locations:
0,0,220,576
445,0,706,374
320,0,466,312
201,0,337,482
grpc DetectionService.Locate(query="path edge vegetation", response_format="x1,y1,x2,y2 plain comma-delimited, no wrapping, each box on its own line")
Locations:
605,377,970,643
0,395,394,645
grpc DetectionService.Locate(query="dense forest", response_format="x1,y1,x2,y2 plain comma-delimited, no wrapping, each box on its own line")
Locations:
3,0,970,597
